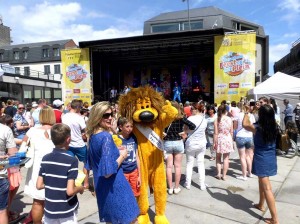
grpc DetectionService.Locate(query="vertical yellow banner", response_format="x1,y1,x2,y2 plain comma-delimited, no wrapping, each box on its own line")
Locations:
214,33,256,104
61,48,92,105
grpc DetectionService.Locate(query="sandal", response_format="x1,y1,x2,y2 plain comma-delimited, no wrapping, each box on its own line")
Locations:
8,211,20,222
254,203,266,212
214,175,221,180
21,212,33,224
264,218,276,224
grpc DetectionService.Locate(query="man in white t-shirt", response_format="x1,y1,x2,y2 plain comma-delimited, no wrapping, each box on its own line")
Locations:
62,100,89,188
110,86,118,103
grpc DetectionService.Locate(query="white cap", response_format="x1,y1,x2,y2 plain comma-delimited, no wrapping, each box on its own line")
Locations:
297,103,300,107
32,103,38,107
53,99,64,107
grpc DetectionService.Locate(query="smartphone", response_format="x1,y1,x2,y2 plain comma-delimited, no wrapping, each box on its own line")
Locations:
250,101,255,106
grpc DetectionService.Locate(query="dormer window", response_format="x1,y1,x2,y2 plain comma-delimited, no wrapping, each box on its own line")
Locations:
23,50,28,59
53,48,60,57
42,49,50,58
13,51,20,60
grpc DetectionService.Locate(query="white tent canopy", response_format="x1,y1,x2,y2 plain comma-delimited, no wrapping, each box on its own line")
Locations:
248,72,300,95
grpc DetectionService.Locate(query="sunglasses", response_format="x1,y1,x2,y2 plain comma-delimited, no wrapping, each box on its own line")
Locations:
102,112,113,119
18,107,25,109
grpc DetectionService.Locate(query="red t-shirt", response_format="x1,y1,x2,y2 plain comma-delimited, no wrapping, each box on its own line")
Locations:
53,109,62,123
184,106,192,117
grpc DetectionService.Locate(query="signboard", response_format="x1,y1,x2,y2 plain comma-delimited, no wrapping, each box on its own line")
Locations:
0,64,16,77
61,48,92,105
214,33,256,104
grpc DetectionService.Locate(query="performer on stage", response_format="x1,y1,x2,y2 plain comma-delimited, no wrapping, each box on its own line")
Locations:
173,82,181,103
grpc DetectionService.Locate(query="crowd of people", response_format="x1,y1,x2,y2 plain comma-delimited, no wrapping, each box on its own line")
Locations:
1,93,296,224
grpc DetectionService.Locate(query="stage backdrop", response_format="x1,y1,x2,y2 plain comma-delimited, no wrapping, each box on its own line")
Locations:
61,48,92,105
214,33,256,104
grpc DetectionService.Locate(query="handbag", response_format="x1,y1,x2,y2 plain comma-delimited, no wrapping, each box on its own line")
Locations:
276,128,290,152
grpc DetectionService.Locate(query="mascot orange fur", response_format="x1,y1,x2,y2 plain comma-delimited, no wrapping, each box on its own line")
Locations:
118,86,178,224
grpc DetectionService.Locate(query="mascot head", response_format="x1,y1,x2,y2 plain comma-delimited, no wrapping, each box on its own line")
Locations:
118,86,165,124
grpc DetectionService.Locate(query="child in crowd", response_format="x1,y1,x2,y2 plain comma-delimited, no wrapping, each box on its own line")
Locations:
117,117,141,198
36,123,84,224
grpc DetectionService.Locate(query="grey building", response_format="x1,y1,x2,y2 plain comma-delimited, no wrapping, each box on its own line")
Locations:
274,38,300,77
0,39,77,104
0,17,11,47
79,6,269,102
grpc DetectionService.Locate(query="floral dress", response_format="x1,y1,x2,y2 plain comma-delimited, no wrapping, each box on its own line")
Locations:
216,116,234,154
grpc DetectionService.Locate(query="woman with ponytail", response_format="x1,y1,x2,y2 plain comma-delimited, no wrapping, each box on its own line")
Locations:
213,104,234,180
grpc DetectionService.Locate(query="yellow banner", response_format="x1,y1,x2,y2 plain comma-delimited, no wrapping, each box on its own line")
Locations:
61,48,92,105
214,33,256,104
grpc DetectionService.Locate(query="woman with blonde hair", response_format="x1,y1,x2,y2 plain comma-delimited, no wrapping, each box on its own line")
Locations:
163,101,195,194
22,106,56,224
86,102,139,224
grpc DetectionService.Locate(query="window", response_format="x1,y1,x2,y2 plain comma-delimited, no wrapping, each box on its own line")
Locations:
23,50,28,59
182,20,203,31
44,65,50,74
152,23,180,33
13,51,19,60
24,66,30,76
53,48,60,57
15,67,20,74
54,64,61,74
0,53,3,60
42,49,49,58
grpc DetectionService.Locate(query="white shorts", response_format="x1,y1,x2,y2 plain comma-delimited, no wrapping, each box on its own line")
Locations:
44,210,78,224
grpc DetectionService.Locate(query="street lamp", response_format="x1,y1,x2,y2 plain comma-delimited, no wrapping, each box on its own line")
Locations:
182,0,191,31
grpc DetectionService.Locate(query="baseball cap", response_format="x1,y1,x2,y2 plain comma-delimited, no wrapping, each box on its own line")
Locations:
53,99,64,107
32,102,38,107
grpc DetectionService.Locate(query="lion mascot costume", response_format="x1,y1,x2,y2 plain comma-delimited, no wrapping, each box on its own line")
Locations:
118,86,178,224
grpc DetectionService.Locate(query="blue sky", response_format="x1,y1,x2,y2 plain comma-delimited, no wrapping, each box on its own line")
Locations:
0,0,299,75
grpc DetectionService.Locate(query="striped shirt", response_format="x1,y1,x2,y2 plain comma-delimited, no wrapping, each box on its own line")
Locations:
39,148,79,219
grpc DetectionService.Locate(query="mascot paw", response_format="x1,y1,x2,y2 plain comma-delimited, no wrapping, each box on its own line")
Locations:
154,215,170,224
138,214,151,224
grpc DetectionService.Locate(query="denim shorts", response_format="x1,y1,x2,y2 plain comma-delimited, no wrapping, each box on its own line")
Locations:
236,137,254,149
0,178,9,210
164,140,184,154
67,145,87,162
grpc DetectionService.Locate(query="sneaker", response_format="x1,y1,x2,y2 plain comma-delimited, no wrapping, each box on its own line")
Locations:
236,175,248,181
184,183,191,190
173,187,181,194
200,184,207,191
167,188,173,195
247,173,253,178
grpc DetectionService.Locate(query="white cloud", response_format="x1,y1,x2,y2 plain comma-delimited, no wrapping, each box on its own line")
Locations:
6,1,142,44
269,43,290,64
283,32,299,38
278,0,300,24
86,11,107,18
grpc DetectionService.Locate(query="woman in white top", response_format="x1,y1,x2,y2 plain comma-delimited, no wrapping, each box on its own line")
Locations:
22,107,56,224
184,102,208,190
235,105,255,180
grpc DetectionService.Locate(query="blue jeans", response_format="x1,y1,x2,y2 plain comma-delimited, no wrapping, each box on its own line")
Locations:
236,137,254,149
164,140,184,154
0,178,9,210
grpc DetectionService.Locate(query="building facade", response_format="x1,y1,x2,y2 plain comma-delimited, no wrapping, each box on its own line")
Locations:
0,39,77,103
79,6,268,103
274,38,300,77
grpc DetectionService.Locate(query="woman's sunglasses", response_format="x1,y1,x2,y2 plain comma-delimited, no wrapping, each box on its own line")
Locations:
102,112,113,119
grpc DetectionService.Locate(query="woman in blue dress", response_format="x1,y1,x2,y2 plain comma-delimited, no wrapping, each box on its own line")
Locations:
86,102,139,224
242,104,279,224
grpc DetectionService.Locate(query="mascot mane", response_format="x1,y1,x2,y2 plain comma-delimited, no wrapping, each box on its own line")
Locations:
118,86,165,122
